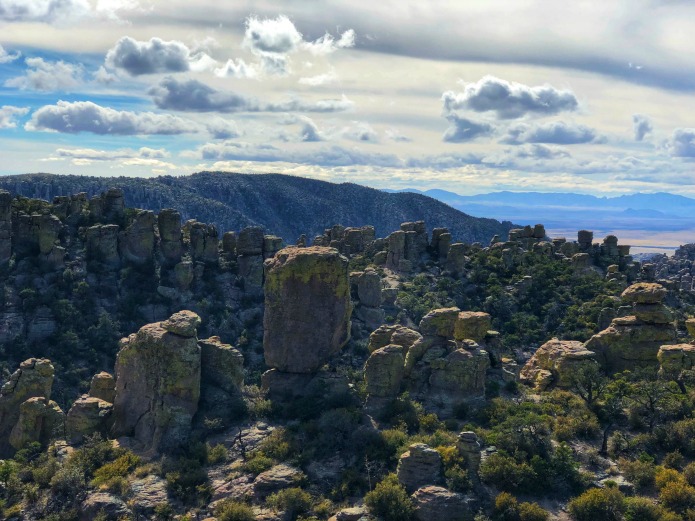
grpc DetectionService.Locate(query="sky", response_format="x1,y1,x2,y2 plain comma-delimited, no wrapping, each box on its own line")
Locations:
1,0,695,196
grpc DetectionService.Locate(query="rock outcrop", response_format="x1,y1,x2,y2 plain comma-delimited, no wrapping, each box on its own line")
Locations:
520,339,598,391
263,246,352,373
411,486,472,521
88,372,115,403
364,344,405,398
111,311,202,453
9,397,64,451
585,283,676,372
397,443,443,493
658,344,695,381
66,396,113,444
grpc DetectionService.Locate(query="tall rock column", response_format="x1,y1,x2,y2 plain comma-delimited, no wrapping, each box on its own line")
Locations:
111,311,202,454
0,190,11,264
263,246,352,373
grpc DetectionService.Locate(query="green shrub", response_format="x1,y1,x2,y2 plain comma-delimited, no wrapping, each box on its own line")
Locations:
518,502,549,521
365,474,414,521
91,451,140,488
493,492,519,521
206,443,228,465
267,487,312,520
214,499,255,521
623,496,663,521
242,453,274,475
567,487,624,521
619,457,655,490
659,480,695,514
480,453,536,493
50,466,86,497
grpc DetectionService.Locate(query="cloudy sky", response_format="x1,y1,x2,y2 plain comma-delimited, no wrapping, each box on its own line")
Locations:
1,0,695,196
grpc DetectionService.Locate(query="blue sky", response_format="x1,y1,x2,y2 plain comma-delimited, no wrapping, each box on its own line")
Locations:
1,0,695,196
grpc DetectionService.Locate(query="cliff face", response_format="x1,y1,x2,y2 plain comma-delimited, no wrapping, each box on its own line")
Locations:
0,172,514,244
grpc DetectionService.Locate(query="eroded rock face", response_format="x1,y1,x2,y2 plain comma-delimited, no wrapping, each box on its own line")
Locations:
454,312,491,343
89,372,115,403
428,345,490,401
0,190,12,263
86,224,120,268
263,246,352,373
411,486,472,521
397,443,443,493
0,358,54,456
158,209,183,267
365,344,405,398
622,282,668,304
80,492,131,521
9,397,64,451
119,210,155,265
111,311,201,453
199,336,244,394
658,344,695,381
66,396,113,444
520,339,597,391
419,307,460,338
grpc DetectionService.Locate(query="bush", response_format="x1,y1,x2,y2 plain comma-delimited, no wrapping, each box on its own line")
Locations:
619,457,655,490
206,443,228,465
242,453,274,476
267,487,312,520
493,492,519,521
684,462,695,486
623,496,663,521
655,467,685,490
518,502,549,521
659,480,695,514
567,487,624,521
50,466,85,497
480,453,536,493
365,474,414,521
214,499,255,521
91,451,140,488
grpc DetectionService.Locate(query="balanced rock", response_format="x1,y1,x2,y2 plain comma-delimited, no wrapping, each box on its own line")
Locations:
622,282,667,304
0,358,54,456
111,311,201,453
365,344,405,398
66,396,113,444
9,397,64,451
263,247,351,373
520,339,597,390
454,311,491,343
411,486,472,521
89,372,115,403
397,443,443,493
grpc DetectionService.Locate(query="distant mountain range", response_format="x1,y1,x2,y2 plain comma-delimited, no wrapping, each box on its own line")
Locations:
385,188,695,234
0,173,515,244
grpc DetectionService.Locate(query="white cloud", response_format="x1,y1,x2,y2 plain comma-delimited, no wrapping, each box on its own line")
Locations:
26,100,197,135
501,121,602,145
299,69,338,86
213,58,259,79
0,43,20,63
303,29,355,55
54,146,168,161
633,114,653,142
669,128,695,158
0,105,29,128
5,57,82,91
206,117,240,140
443,75,579,119
340,121,379,143
443,114,495,142
0,0,90,22
105,36,214,75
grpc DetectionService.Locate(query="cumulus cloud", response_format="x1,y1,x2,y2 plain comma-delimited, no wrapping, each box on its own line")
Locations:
295,116,323,142
26,100,196,135
150,77,257,112
443,75,579,119
633,113,653,141
150,76,354,113
206,117,240,140
105,36,214,76
213,58,258,79
501,121,601,144
340,121,379,142
5,57,83,91
242,15,355,75
0,44,20,63
443,114,495,142
669,128,695,157
0,105,29,128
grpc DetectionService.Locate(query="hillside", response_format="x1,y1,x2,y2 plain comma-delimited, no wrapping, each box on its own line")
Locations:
0,172,514,244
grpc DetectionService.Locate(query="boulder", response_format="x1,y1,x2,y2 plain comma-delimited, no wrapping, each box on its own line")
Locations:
9,397,64,451
397,443,443,493
365,344,405,398
66,396,113,444
80,492,131,521
199,336,244,394
253,464,305,499
634,304,673,324
263,247,352,373
356,269,382,307
89,372,115,403
111,311,201,453
520,339,597,390
658,344,695,381
411,486,472,521
454,312,492,343
419,307,460,338
130,475,169,515
428,346,490,401
622,282,667,304
0,358,54,456
102,188,125,223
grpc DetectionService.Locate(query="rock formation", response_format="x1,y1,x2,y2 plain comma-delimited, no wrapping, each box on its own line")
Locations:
9,397,64,451
397,443,443,493
411,486,472,521
263,246,352,373
66,396,113,444
520,338,598,391
111,311,202,453
158,208,183,267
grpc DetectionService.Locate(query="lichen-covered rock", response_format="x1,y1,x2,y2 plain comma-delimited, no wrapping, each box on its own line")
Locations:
397,443,443,493
634,304,673,324
86,224,120,268
264,246,352,373
658,344,695,381
356,269,382,307
454,311,492,343
158,209,183,267
119,210,155,265
189,221,219,264
365,344,405,398
446,243,468,277
0,190,12,263
200,336,244,394
457,431,482,478
428,346,490,401
253,464,305,499
111,311,201,453
66,396,113,444
585,314,676,372
622,282,667,304
130,475,169,515
520,339,597,390
411,486,472,521
89,372,115,403
102,188,125,223
419,307,460,338
80,492,131,521
238,226,265,256
0,358,54,456
9,397,64,451
368,325,401,353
